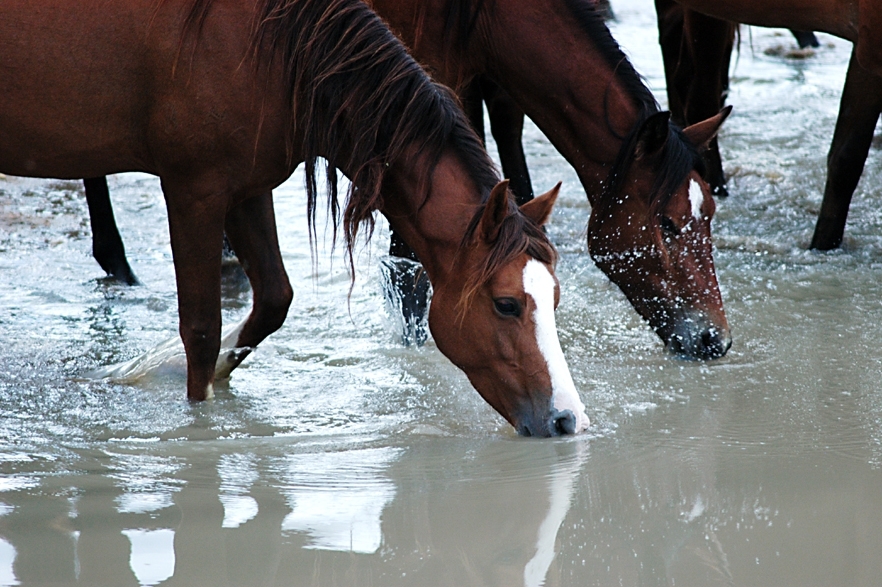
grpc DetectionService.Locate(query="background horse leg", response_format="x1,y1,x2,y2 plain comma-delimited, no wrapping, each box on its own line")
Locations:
222,191,293,359
811,51,882,250
791,30,820,49
655,0,687,124
83,176,139,285
655,1,734,196
682,10,735,197
481,78,534,205
162,179,227,401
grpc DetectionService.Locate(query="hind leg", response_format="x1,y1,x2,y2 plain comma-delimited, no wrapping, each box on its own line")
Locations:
83,176,139,284
221,191,293,361
811,51,882,250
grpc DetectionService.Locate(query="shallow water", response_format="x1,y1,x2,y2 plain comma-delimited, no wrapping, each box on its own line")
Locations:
2,1,882,585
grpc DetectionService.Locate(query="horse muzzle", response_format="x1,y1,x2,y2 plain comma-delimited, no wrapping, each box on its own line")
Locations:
666,314,732,360
515,407,582,437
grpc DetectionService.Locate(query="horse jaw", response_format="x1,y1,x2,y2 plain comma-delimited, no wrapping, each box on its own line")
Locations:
522,259,590,433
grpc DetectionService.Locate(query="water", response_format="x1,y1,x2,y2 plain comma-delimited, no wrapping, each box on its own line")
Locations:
2,1,882,584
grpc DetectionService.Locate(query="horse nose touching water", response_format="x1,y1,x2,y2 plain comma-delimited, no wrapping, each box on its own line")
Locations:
0,0,587,436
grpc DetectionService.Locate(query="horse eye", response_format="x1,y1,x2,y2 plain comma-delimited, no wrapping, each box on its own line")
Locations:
660,216,680,236
493,297,521,317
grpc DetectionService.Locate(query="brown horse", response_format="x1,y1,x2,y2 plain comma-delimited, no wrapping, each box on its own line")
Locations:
655,0,882,250
84,0,734,359
0,0,590,436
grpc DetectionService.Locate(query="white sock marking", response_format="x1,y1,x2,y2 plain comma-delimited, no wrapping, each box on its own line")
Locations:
522,260,589,432
689,179,704,221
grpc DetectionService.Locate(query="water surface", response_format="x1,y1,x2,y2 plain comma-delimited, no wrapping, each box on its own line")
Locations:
2,1,881,585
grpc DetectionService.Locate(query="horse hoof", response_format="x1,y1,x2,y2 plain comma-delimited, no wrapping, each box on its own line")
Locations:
215,347,254,380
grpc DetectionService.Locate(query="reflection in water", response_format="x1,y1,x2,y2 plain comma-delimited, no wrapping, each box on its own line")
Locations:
280,447,399,553
122,529,174,586
523,443,584,587
218,453,260,529
0,535,14,587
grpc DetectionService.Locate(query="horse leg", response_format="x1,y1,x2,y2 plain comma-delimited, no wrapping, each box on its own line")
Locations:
680,9,735,197
460,77,486,143
811,51,882,250
481,78,534,205
220,191,293,373
162,179,227,401
790,30,820,49
385,229,430,346
655,0,687,125
83,176,139,285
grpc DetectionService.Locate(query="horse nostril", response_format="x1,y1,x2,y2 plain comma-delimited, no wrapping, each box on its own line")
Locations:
552,410,577,436
700,328,731,359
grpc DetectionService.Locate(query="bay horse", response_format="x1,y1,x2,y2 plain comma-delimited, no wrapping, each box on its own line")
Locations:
655,0,882,250
83,0,734,360
0,0,590,436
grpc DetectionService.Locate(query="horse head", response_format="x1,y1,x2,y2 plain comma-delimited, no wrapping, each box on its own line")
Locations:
428,181,589,436
588,107,732,360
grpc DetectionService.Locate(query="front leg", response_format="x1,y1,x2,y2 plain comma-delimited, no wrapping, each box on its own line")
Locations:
482,79,534,205
162,178,227,400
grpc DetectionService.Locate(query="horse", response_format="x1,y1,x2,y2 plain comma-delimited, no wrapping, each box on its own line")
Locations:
0,0,590,437
653,0,882,249
82,0,734,360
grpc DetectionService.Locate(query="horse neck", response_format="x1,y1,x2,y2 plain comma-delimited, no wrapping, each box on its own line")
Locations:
477,1,650,204
381,151,485,287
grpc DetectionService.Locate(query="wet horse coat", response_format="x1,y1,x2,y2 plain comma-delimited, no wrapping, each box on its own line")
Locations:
0,0,587,435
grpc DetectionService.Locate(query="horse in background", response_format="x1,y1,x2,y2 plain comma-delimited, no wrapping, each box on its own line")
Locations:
653,0,882,249
0,0,589,436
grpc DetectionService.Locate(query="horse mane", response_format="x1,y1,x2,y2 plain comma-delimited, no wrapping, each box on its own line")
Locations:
178,0,554,298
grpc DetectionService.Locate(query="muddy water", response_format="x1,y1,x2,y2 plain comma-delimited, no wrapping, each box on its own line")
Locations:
2,1,882,585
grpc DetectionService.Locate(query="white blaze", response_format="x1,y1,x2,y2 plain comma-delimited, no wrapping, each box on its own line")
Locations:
689,179,704,221
522,260,590,432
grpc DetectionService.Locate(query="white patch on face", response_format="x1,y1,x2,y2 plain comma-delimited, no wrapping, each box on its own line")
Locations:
522,260,590,432
689,179,704,221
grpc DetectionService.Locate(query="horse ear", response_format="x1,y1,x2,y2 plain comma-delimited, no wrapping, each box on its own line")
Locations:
479,180,513,242
519,182,561,226
635,111,671,160
683,105,732,150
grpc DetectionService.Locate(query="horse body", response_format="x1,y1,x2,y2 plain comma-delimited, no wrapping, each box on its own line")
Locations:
0,0,291,188
1,0,587,436
370,0,732,359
